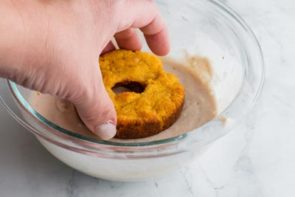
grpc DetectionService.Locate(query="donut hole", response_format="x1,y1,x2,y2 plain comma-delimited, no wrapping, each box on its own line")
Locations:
112,81,146,94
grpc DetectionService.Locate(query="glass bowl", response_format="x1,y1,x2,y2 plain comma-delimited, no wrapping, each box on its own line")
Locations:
0,0,264,181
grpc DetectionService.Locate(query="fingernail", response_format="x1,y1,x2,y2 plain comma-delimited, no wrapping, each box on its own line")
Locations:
94,122,117,140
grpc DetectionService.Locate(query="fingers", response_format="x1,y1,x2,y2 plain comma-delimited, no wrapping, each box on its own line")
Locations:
141,15,169,56
118,0,170,56
115,29,142,51
69,67,117,140
101,41,116,55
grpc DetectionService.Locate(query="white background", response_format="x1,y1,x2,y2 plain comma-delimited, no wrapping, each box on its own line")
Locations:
1,0,295,196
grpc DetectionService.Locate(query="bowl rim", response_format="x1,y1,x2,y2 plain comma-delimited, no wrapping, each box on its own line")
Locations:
1,0,264,154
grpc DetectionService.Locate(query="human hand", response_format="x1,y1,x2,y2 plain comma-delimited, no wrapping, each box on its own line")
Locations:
0,0,169,139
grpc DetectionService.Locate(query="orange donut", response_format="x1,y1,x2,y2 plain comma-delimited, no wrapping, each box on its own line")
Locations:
99,50,185,139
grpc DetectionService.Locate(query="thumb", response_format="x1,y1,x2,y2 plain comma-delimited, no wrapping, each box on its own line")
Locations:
70,70,117,140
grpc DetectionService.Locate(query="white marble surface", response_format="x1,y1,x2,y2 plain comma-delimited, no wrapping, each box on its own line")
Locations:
1,0,295,196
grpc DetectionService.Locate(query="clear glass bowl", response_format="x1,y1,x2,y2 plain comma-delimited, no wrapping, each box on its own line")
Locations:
0,0,264,181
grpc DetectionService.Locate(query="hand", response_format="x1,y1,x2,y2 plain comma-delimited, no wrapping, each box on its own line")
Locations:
0,0,169,139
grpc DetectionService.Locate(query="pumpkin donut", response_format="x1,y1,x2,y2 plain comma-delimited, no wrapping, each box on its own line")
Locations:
99,50,185,139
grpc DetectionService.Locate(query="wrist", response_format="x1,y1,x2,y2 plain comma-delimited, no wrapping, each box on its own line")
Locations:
0,1,27,77
0,1,52,80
